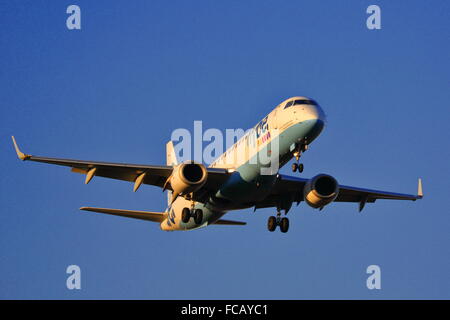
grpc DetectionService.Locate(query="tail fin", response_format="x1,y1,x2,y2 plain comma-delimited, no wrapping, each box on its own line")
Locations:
166,141,178,206
166,141,178,166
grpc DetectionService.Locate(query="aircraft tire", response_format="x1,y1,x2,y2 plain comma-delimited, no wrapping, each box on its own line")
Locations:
267,216,277,232
194,209,203,225
181,207,191,223
280,217,289,233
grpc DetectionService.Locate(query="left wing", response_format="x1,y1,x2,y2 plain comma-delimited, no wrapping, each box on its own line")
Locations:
255,174,423,212
12,136,229,197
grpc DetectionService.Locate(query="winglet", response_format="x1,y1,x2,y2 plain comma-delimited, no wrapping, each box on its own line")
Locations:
417,178,423,198
11,136,30,161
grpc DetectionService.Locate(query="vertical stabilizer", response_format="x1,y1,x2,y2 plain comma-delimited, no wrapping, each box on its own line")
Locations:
166,141,178,166
166,141,178,206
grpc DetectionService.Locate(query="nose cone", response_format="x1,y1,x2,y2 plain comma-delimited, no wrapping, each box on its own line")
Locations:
302,104,326,123
310,117,325,138
301,104,326,140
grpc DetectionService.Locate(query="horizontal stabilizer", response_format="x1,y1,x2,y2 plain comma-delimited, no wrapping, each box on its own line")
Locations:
80,207,166,223
213,219,246,226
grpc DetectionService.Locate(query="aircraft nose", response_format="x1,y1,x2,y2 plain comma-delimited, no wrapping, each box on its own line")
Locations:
315,104,326,129
301,104,326,139
303,104,326,124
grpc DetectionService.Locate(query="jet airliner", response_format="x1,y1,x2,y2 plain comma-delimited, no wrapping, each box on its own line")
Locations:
12,96,423,233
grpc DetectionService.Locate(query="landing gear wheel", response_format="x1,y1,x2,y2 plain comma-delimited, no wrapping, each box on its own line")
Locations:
292,163,298,172
280,217,289,233
194,209,203,225
181,207,191,223
267,216,277,232
298,163,304,173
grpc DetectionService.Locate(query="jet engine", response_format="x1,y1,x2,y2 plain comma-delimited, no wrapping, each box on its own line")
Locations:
169,161,208,201
303,174,339,208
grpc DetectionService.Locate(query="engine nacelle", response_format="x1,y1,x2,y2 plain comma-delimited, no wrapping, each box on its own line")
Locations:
170,161,208,200
303,174,339,208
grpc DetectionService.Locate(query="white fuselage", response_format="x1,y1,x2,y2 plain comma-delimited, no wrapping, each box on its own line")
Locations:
161,96,326,231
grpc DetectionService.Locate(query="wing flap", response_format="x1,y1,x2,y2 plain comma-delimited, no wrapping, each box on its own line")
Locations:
80,207,166,223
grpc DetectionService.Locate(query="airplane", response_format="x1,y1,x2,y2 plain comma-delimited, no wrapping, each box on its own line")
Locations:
12,96,423,233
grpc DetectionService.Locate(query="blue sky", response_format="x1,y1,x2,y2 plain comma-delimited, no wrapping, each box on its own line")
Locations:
0,0,449,299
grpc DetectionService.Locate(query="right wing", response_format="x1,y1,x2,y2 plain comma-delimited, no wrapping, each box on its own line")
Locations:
12,136,230,198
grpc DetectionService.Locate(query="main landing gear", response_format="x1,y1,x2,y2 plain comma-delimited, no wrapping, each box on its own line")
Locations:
292,143,308,173
181,207,203,225
267,212,289,233
291,162,304,173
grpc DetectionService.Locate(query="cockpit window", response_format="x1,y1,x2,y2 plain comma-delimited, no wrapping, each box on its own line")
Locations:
284,99,318,109
284,101,294,109
293,99,317,106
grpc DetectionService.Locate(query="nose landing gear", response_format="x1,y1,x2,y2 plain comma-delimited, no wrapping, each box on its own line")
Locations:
292,143,308,173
